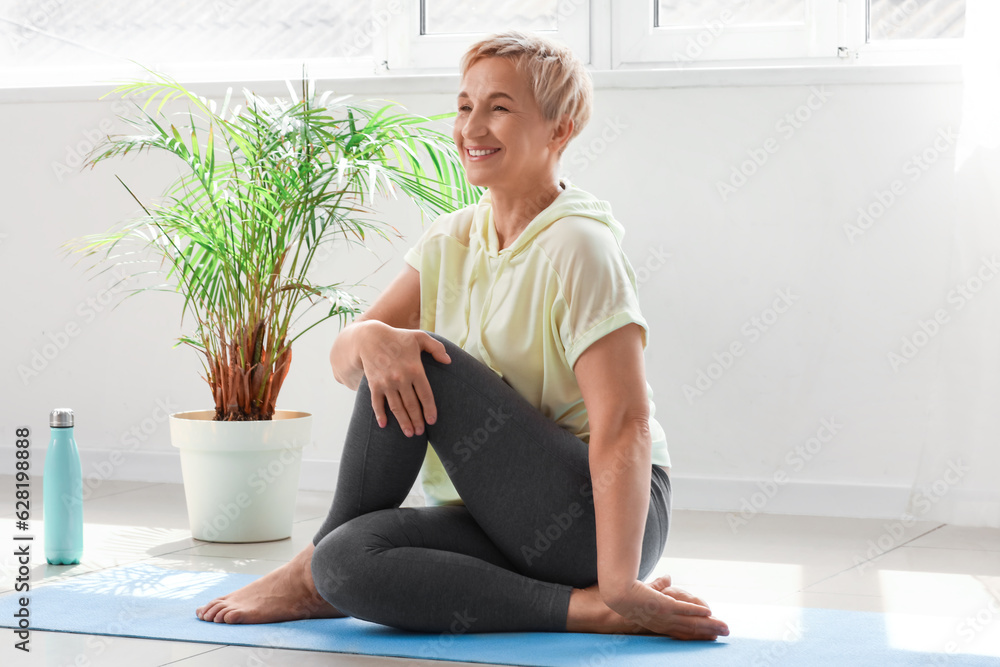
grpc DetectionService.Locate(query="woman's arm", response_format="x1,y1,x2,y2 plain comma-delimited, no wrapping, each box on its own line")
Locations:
331,264,422,390
574,324,729,637
572,323,653,604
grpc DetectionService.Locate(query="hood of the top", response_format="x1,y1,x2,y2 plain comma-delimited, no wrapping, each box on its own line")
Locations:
471,178,625,258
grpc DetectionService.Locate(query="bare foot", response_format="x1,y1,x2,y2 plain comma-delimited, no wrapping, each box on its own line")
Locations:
567,576,723,638
195,542,346,624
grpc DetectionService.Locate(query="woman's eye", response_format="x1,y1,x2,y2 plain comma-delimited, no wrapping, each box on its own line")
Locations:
457,104,507,112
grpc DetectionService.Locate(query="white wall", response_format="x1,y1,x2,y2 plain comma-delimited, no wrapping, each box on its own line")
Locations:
3,70,996,526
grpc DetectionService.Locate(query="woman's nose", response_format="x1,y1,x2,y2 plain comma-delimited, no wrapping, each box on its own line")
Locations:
463,110,488,139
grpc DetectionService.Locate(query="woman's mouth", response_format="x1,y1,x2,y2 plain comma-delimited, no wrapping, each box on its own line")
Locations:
466,147,500,161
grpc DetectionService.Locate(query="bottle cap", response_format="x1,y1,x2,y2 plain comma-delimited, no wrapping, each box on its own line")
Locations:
50,408,74,428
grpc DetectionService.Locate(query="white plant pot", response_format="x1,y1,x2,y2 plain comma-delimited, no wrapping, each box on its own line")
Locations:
169,409,311,543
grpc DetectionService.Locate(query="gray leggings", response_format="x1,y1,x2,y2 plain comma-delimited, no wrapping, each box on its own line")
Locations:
311,331,672,633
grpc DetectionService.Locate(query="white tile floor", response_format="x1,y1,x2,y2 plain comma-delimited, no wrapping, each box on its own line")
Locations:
1,475,999,666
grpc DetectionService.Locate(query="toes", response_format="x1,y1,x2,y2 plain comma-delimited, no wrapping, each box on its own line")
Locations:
220,607,244,624
196,596,229,621
212,606,230,623
201,601,228,622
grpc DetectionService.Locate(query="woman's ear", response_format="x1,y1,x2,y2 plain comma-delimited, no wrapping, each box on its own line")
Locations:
551,115,575,154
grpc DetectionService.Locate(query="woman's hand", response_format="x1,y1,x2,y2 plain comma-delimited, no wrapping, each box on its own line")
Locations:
356,322,451,437
605,577,730,641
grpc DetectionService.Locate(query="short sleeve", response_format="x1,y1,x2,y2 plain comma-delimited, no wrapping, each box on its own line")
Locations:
403,222,432,270
554,220,649,369
403,207,470,271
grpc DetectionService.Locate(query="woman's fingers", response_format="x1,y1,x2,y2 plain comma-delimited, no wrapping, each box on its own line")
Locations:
670,598,713,617
692,615,730,638
362,329,448,435
665,587,711,610
413,376,438,426
657,611,729,641
370,387,388,429
382,390,416,437
375,376,434,437
397,383,426,436
675,618,728,641
647,577,713,617
422,332,452,365
668,600,729,637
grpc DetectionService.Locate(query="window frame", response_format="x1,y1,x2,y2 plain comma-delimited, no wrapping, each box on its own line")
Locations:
381,0,592,73
611,0,841,69
609,0,964,70
842,0,965,65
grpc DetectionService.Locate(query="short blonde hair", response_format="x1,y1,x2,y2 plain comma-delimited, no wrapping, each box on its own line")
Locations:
459,30,593,151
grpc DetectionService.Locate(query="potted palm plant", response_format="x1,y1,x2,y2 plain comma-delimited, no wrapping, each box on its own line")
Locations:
67,68,479,542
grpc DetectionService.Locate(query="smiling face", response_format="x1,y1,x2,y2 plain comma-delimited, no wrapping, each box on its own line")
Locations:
453,56,569,192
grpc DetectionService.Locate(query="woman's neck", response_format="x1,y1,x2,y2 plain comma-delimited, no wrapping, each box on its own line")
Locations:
490,177,565,250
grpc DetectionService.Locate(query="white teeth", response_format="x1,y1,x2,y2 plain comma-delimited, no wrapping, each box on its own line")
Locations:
468,148,499,156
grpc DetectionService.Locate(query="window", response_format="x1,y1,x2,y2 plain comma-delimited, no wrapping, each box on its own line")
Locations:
612,0,966,68
383,0,590,72
869,0,965,40
614,0,840,68
853,0,966,65
0,0,379,86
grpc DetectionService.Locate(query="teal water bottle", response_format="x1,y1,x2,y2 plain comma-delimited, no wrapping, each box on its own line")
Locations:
44,408,84,565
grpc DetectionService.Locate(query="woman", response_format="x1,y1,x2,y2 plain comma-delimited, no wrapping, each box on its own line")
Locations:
196,30,729,641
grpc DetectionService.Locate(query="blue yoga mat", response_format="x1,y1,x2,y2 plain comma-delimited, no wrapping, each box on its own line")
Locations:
1,563,996,666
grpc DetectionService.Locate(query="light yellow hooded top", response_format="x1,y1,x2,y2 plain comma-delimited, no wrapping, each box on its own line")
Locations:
403,178,670,505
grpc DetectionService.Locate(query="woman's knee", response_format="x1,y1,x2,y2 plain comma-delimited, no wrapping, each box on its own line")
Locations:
311,530,356,609
311,512,394,610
